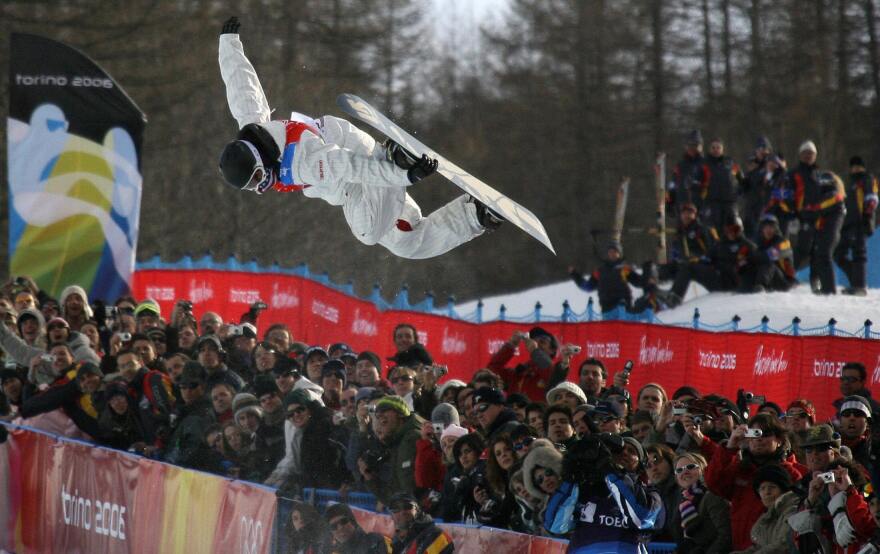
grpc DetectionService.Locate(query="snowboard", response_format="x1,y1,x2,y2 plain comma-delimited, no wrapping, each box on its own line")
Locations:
610,177,630,244
336,93,555,254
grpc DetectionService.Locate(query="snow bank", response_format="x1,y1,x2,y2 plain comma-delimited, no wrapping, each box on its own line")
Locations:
455,281,880,335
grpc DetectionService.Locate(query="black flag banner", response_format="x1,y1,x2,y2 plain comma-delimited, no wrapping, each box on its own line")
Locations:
8,32,146,300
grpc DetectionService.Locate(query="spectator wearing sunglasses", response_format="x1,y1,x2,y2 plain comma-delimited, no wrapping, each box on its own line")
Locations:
473,387,519,444
166,362,214,465
705,413,805,550
265,389,348,495
784,399,815,463
788,424,843,550
522,438,563,520
589,400,626,435
835,395,876,477
644,444,678,542
834,362,880,417
389,493,454,554
670,452,731,553
510,424,537,460
324,502,391,554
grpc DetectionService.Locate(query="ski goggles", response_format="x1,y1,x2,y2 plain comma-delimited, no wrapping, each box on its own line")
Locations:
239,141,275,195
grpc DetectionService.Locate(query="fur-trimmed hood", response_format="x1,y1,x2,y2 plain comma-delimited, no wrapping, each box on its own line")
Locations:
522,438,563,502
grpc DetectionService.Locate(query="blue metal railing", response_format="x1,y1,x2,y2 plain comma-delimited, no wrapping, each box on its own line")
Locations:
136,255,875,339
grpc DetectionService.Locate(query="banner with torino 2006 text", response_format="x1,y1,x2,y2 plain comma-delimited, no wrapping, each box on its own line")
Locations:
8,33,146,301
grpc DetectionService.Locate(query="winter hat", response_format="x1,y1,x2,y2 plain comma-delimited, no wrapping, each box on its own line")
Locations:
197,335,224,353
146,328,167,343
134,300,160,318
436,379,467,401
528,326,558,350
59,285,93,319
328,342,355,357
355,351,382,372
473,387,505,406
391,343,433,368
305,346,329,361
755,136,772,150
354,387,378,406
590,400,624,419
621,436,646,464
320,359,346,383
546,381,587,406
767,154,783,166
283,389,312,409
252,375,280,398
431,403,460,427
799,140,817,154
606,241,623,256
16,308,45,333
506,393,530,409
375,395,411,417
685,129,703,145
239,323,257,339
0,369,22,384
440,424,469,442
850,156,866,168
800,424,841,449
839,395,872,419
272,357,301,377
786,399,816,422
523,439,564,500
104,382,129,401
232,392,260,414
759,401,783,417
178,362,207,386
752,464,792,495
46,317,69,329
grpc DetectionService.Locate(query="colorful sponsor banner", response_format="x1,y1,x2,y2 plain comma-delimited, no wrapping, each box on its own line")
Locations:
8,33,146,301
0,425,275,554
133,269,880,419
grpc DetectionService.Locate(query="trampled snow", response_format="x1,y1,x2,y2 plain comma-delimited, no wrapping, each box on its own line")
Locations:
454,281,880,336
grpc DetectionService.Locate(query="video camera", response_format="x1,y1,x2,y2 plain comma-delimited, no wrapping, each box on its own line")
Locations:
563,432,624,486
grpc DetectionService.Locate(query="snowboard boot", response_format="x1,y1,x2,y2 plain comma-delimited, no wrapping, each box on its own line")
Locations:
842,287,868,296
382,138,419,170
468,195,505,232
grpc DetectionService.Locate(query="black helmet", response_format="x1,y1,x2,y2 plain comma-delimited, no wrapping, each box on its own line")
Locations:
219,140,260,190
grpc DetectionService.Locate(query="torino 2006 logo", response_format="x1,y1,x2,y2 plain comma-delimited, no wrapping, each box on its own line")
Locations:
240,516,264,554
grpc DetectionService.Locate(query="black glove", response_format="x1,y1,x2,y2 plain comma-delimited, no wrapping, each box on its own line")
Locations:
221,17,240,35
383,139,419,170
407,154,438,184
864,213,876,237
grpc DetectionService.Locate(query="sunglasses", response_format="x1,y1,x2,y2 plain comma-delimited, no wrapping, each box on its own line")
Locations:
391,376,413,384
675,463,699,475
785,412,808,420
329,517,351,530
513,437,535,451
476,403,491,413
804,444,833,454
287,406,307,418
534,467,556,486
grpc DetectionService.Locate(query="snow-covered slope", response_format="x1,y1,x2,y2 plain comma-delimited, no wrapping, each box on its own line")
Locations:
455,282,880,335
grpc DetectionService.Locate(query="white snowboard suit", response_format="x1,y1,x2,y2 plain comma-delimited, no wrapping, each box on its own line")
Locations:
219,33,484,259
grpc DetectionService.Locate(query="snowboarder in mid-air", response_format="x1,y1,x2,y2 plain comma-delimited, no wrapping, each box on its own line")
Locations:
216,17,503,259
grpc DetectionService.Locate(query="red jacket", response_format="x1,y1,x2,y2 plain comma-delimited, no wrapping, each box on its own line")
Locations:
486,342,568,402
414,439,445,492
705,445,805,550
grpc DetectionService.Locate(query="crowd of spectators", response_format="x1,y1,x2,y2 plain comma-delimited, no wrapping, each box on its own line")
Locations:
570,132,879,316
2,275,880,552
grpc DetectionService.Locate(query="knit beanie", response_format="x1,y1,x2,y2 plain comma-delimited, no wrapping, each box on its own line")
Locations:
431,403,460,427
752,464,792,495
546,381,587,406
375,395,411,417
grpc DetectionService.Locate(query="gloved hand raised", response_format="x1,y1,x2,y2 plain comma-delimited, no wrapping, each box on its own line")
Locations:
221,17,240,35
407,154,438,184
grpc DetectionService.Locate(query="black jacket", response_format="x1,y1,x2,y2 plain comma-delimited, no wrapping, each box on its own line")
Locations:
705,154,743,203
670,153,709,208
571,260,644,313
392,514,453,554
299,406,350,489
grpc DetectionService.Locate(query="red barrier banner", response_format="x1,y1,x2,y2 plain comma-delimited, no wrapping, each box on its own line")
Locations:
0,425,276,554
133,269,880,420
350,506,568,554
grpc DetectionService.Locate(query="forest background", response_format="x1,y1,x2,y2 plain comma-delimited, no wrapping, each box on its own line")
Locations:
1,0,878,305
